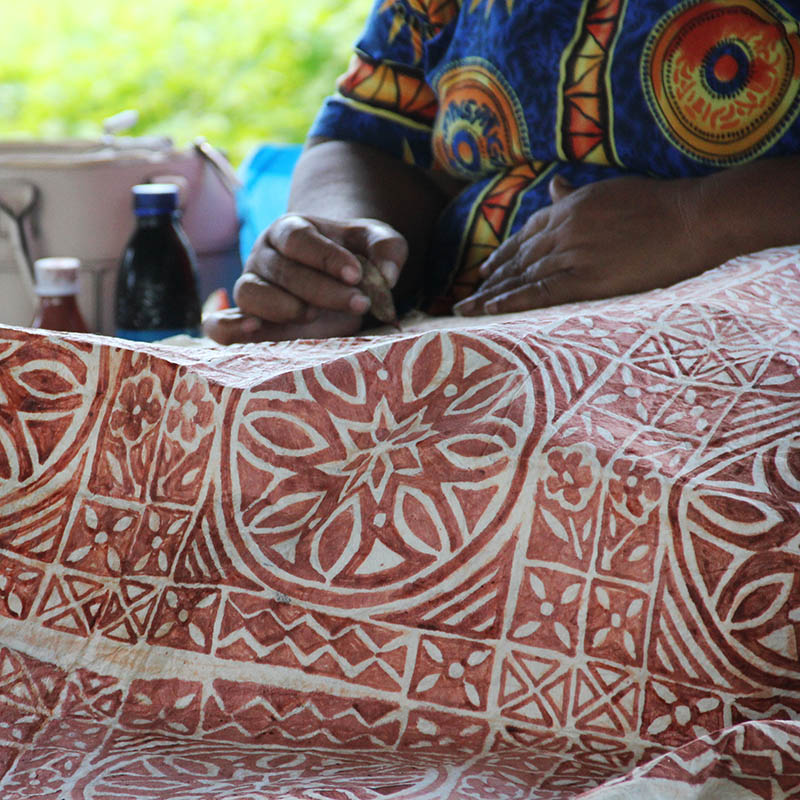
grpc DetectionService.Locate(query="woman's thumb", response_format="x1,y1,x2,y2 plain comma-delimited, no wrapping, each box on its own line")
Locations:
549,174,574,203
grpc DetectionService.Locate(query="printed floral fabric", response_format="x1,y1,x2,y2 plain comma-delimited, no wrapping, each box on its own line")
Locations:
0,245,799,798
310,0,800,306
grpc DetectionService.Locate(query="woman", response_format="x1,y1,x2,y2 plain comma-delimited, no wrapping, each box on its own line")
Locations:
206,0,800,344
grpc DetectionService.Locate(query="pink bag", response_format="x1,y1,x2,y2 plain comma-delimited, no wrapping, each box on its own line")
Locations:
0,120,241,334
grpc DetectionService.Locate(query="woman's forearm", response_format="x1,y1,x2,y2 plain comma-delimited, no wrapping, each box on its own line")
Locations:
689,155,800,269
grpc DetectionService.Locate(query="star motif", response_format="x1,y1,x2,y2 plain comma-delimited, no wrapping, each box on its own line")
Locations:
378,0,461,63
317,396,437,503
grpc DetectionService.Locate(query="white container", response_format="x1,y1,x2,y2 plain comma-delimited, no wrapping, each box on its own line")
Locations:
0,136,241,334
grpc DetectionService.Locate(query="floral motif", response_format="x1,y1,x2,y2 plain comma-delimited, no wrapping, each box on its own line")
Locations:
110,376,161,441
544,446,599,510
644,680,724,745
510,568,584,654
64,502,138,575
148,588,219,654
166,375,214,443
586,582,648,666
411,637,493,710
608,458,661,520
127,508,191,576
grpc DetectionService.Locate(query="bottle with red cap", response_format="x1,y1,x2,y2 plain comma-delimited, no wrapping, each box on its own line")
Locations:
31,257,89,334
114,183,202,341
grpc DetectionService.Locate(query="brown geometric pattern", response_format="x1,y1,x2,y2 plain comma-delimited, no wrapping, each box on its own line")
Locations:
2,246,800,798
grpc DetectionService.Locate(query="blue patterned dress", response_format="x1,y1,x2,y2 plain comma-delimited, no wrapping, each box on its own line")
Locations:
309,0,800,309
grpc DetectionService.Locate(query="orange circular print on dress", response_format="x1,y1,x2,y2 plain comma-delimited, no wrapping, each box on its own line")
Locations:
432,58,533,178
641,0,800,165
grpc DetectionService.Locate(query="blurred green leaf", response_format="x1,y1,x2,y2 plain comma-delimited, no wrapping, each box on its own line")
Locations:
0,0,373,165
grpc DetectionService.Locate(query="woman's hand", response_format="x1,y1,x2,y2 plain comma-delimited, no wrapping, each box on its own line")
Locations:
453,173,706,316
204,137,458,344
204,213,407,343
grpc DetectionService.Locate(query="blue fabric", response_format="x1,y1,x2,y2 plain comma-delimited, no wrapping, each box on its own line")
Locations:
237,143,303,264
240,2,800,311
308,0,800,309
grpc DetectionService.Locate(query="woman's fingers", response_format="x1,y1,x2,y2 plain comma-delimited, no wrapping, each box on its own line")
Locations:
459,174,709,318
481,269,580,314
212,214,410,344
477,204,553,280
202,308,272,344
232,273,308,323
473,178,577,291
337,219,408,286
203,307,362,344
456,265,591,316
263,214,364,285
477,229,560,293
454,248,570,315
236,215,410,327
246,215,408,311
241,252,371,315
272,215,408,286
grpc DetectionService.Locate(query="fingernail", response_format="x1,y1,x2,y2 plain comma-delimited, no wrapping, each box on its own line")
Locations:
350,292,371,314
485,300,499,313
342,265,360,284
378,259,399,285
453,300,473,316
240,316,262,334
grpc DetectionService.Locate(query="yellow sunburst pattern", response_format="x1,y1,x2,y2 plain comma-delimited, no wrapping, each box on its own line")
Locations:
378,0,461,62
642,0,800,166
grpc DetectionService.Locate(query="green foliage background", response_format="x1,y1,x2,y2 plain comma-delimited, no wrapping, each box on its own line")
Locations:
0,0,372,167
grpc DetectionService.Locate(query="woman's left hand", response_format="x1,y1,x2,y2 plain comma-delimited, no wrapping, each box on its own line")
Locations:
453,173,707,316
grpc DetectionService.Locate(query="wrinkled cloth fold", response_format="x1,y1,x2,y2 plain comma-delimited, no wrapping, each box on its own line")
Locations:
1,246,800,799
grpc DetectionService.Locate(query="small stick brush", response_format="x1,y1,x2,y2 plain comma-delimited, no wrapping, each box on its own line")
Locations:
358,256,401,330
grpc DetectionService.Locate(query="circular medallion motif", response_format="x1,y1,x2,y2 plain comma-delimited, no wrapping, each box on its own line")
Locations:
641,0,800,165
75,745,449,800
0,333,103,501
432,58,533,178
225,332,540,611
673,436,800,685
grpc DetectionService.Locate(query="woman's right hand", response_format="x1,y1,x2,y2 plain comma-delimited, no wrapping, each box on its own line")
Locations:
204,213,408,343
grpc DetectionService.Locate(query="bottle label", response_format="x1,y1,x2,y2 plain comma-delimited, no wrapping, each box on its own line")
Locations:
115,328,200,343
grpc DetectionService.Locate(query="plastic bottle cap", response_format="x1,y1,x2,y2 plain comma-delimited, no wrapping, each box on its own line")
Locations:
132,183,179,215
34,257,81,296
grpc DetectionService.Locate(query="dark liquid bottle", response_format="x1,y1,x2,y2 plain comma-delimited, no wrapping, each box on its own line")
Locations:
115,183,201,341
31,257,89,333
